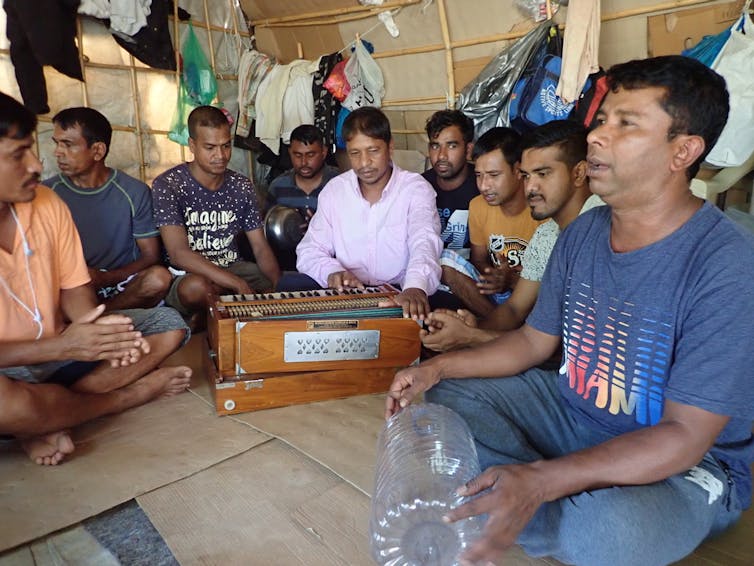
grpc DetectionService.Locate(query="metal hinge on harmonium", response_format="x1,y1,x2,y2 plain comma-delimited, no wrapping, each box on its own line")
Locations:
215,284,421,376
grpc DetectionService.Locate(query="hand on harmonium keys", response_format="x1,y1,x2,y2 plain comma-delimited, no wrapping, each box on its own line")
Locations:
327,270,365,291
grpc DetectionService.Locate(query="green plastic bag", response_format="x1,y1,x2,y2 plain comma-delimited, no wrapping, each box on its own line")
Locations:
168,23,218,146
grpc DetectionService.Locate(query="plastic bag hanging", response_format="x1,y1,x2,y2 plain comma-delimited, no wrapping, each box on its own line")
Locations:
706,8,754,167
457,23,550,137
342,38,385,110
168,23,219,146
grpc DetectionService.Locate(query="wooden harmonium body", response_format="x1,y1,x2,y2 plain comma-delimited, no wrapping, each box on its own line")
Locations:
206,284,420,415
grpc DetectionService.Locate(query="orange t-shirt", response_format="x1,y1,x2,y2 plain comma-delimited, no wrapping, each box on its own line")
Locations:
0,185,90,341
468,195,546,269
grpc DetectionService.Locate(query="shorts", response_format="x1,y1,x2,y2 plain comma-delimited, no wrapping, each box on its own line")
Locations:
439,249,511,304
165,261,273,315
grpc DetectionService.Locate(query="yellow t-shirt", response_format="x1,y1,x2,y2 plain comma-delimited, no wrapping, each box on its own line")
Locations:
468,195,546,269
0,185,90,341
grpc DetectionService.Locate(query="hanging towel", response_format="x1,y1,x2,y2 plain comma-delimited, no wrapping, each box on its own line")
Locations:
236,49,275,138
556,0,600,104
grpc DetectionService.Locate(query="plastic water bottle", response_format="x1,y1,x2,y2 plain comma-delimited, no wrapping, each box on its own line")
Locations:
370,403,484,566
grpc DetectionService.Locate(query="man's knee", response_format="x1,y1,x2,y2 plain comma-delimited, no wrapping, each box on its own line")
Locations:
137,266,172,299
177,274,213,309
545,485,708,566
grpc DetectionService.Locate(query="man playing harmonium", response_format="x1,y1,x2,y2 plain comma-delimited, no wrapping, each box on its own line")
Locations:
295,106,443,321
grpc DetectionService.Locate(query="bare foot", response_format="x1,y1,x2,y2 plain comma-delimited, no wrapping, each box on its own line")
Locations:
20,431,75,466
132,365,192,401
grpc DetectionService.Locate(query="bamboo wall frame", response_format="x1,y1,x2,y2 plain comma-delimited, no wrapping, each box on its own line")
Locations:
8,0,251,183
246,0,723,110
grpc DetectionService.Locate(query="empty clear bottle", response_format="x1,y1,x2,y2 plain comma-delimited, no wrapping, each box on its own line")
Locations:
370,403,483,566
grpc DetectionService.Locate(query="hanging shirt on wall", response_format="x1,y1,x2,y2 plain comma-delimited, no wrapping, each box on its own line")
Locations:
4,0,84,114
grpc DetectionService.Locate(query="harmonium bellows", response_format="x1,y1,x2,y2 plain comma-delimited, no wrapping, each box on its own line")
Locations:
205,284,420,415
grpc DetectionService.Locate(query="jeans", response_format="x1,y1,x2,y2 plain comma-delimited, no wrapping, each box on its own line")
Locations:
426,368,742,566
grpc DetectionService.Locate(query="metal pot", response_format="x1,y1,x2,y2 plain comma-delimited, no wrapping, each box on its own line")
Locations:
264,205,306,251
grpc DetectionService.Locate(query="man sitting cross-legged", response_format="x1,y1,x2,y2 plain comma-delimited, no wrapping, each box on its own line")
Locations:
152,105,283,321
295,106,443,321
43,107,172,311
386,56,754,566
422,120,602,353
0,93,191,466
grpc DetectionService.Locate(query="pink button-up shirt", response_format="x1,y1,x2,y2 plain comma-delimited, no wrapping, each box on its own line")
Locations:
296,164,442,295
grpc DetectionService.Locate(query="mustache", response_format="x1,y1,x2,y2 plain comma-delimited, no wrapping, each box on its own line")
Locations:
526,192,542,200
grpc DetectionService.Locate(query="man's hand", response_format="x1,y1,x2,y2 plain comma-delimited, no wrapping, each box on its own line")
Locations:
385,360,442,419
393,287,430,320
59,305,145,367
227,274,253,295
477,265,519,295
445,464,546,565
87,268,107,290
327,270,365,291
421,309,478,352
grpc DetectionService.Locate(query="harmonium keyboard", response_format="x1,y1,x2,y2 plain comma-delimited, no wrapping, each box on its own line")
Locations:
205,284,421,415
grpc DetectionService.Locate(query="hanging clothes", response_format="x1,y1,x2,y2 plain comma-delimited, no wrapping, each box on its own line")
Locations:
110,0,189,71
236,49,275,139
3,0,84,115
556,0,601,104
281,58,319,145
255,59,318,155
78,0,153,38
312,52,343,153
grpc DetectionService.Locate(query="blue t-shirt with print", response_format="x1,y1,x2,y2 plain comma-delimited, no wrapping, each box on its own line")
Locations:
528,203,754,505
152,163,263,268
43,169,159,270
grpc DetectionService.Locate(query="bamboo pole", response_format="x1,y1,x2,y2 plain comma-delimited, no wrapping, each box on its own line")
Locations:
173,0,185,163
372,43,446,59
228,0,255,178
202,0,219,78
259,11,384,28
249,0,420,27
168,14,252,37
382,96,447,107
392,129,427,135
37,114,172,136
436,0,455,109
128,54,147,181
602,0,714,22
75,18,89,107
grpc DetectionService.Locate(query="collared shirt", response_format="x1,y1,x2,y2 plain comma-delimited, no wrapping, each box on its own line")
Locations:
296,164,442,295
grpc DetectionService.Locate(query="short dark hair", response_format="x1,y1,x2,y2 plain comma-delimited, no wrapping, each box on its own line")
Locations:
472,127,521,166
52,106,113,158
0,92,37,140
342,106,391,144
188,105,229,139
605,55,729,179
425,110,474,144
520,120,587,169
290,124,325,146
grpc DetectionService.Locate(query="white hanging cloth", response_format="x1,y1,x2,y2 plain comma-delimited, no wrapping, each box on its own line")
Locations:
556,0,600,104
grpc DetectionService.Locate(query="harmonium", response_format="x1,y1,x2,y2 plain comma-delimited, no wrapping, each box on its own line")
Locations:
206,284,421,415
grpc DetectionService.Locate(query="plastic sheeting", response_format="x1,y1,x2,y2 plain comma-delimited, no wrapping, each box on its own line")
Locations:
457,23,549,138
